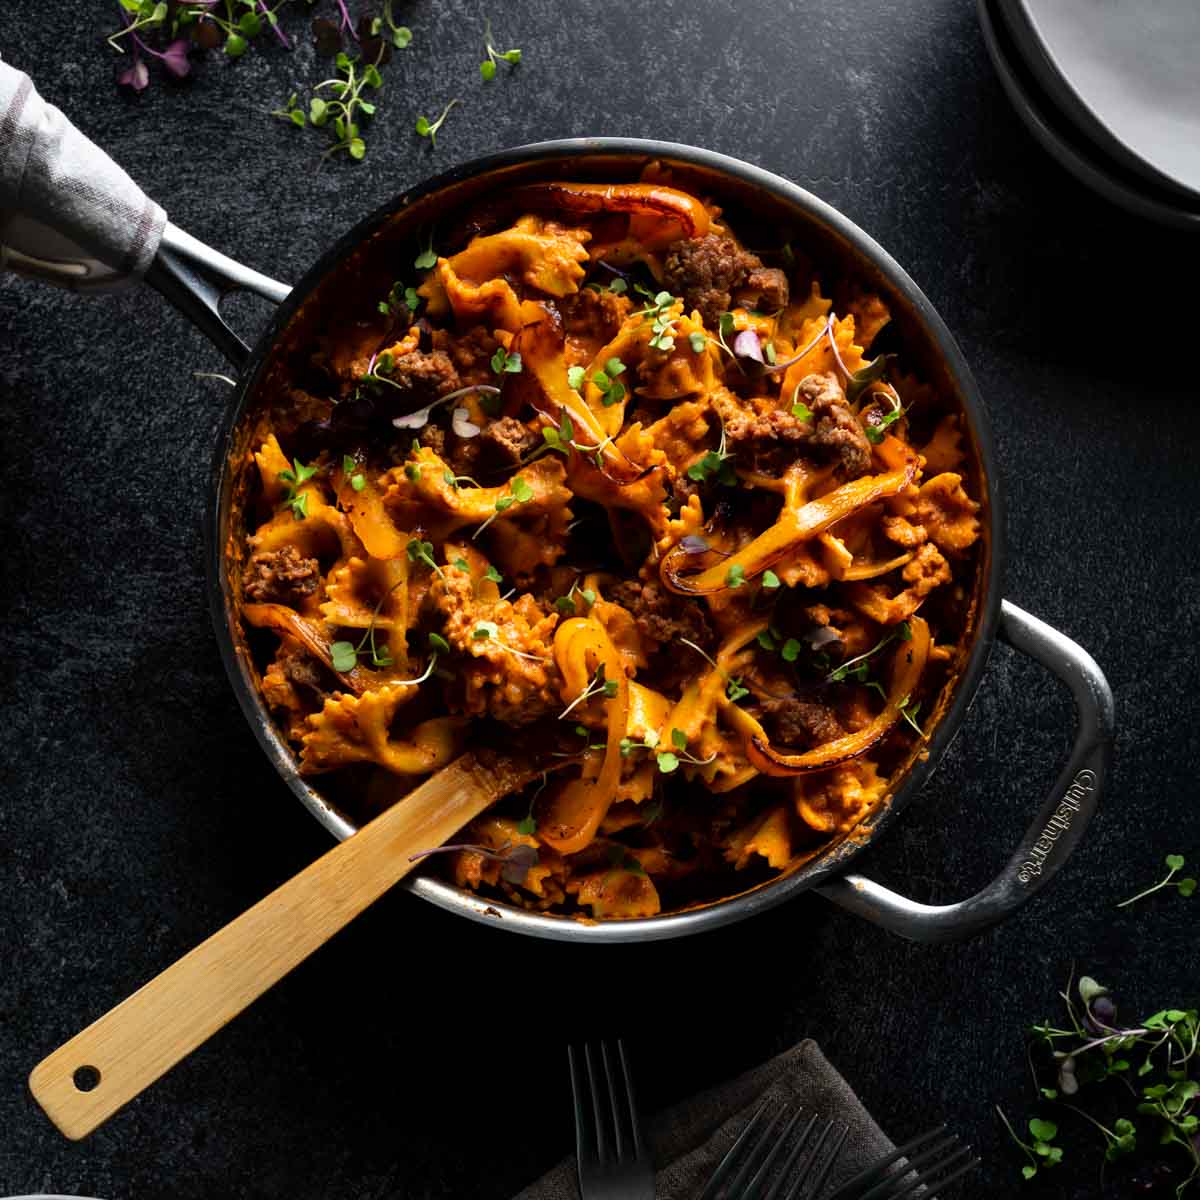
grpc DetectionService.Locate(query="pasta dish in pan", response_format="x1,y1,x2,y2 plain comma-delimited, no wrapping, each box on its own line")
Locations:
236,172,982,919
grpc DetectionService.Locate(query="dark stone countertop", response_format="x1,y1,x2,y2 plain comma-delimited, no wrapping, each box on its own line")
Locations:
2,2,1199,1197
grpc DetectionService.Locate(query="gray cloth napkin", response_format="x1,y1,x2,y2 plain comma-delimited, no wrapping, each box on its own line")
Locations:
516,1040,902,1200
0,59,165,287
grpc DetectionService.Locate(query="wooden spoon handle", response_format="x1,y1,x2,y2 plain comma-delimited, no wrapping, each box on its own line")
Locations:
29,751,529,1140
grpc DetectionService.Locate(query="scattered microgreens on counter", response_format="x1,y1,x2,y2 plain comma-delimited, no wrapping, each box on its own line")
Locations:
277,457,318,519
369,0,412,49
408,840,537,886
491,346,523,375
1117,855,1197,908
559,663,618,720
592,357,627,406
1000,973,1200,1193
479,17,521,80
416,98,460,148
406,536,444,579
472,474,534,538
306,49,384,160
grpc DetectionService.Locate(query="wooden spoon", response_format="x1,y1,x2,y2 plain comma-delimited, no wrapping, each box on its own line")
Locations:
29,750,534,1140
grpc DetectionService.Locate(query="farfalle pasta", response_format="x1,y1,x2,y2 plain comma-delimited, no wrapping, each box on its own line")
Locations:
237,172,982,919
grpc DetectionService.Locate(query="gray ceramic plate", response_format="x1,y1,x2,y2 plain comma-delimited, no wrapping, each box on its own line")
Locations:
1001,0,1200,203
978,0,1200,232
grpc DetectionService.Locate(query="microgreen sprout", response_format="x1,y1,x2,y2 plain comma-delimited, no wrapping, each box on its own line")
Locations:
491,346,523,375
559,663,618,720
415,98,461,148
656,728,716,774
378,279,421,317
479,17,521,80
566,365,586,391
761,570,781,590
996,1108,1063,1181
277,458,318,520
686,419,736,487
541,412,576,458
327,582,421,672
592,357,627,407
898,695,925,737
369,0,412,50
273,91,307,129
827,623,910,686
725,564,745,589
554,580,597,617
310,49,385,161
473,474,534,538
633,289,679,351
414,235,437,270
342,454,366,492
1116,854,1197,908
790,383,814,423
406,537,444,579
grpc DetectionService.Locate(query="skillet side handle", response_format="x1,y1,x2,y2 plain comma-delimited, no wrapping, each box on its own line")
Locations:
814,599,1114,943
144,223,292,368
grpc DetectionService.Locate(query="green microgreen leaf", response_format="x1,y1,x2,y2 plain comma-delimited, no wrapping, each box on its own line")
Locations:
406,537,444,579
761,569,781,590
429,632,450,655
330,641,358,673
415,98,460,148
726,564,745,589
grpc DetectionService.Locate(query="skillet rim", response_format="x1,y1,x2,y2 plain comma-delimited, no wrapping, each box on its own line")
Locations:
205,136,1005,942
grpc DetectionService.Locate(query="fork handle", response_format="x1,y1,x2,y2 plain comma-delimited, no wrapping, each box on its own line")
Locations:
816,599,1113,942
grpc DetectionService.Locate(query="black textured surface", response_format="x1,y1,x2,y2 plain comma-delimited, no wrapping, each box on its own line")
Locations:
2,3,1199,1198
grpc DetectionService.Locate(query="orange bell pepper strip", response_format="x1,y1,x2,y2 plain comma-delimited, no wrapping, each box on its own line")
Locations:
505,181,711,240
661,462,916,596
735,616,931,777
538,616,630,855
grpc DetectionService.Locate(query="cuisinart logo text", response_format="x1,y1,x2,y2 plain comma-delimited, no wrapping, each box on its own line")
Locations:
1015,769,1097,884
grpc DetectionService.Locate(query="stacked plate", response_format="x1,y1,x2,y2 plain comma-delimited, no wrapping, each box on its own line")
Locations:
977,0,1200,231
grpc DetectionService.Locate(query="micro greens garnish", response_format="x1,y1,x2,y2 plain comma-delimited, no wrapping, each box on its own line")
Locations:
471,621,498,641
340,454,365,492
689,330,706,354
484,565,503,584
479,17,521,80
491,346,523,375
415,99,460,148
308,50,384,161
713,312,739,361
761,570,781,590
620,729,660,757
566,365,586,391
472,475,534,538
273,92,307,128
585,274,628,296
1003,973,1200,1193
452,557,470,571
277,457,318,520
1117,855,1197,908
898,695,925,737
864,403,904,445
592,357,628,406
790,383,814,422
633,288,679,351
559,663,618,720
542,412,576,458
726,678,750,702
686,420,736,487
656,728,716,774
378,279,421,317
328,583,431,672
414,236,437,270
726,564,745,589
554,580,597,616
408,840,538,886
827,623,911,685
846,353,897,405
193,371,238,387
406,537,444,579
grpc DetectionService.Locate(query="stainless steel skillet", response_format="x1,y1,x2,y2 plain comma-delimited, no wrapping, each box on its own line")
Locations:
2,70,1113,946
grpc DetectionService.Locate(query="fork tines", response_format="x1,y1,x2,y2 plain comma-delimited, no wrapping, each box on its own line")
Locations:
824,1125,981,1200
569,1040,655,1199
698,1100,848,1200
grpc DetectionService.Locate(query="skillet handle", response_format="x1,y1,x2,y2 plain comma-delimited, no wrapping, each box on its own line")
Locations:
144,224,292,367
0,61,289,366
814,599,1114,942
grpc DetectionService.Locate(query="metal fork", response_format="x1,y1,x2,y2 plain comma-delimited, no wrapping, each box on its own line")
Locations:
698,1101,848,1200
569,1040,655,1200
823,1125,980,1200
